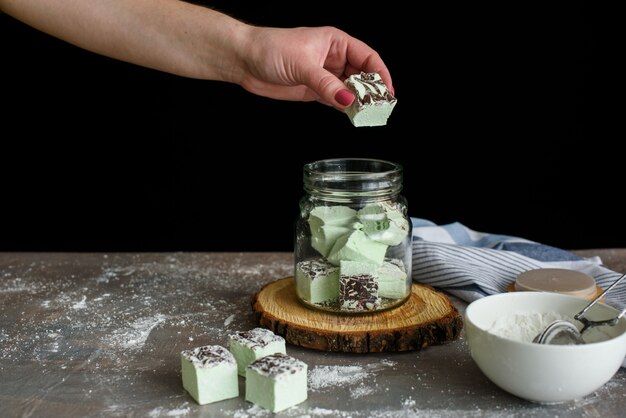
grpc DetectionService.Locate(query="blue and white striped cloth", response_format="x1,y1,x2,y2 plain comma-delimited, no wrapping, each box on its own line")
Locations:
410,218,626,311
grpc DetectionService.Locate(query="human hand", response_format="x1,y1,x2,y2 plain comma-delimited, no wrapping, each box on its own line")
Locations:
237,26,393,111
0,0,391,111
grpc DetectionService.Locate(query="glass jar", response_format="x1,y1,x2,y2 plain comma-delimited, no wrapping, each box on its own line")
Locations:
294,158,412,314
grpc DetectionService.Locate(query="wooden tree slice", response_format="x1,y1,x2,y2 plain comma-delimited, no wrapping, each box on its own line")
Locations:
252,277,463,353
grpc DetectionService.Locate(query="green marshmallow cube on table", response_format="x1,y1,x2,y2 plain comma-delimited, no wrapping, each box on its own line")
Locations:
339,260,381,310
295,259,339,304
245,353,308,413
180,345,238,405
344,72,397,127
228,328,286,376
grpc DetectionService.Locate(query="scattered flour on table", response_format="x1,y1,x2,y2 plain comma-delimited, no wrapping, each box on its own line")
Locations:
308,365,370,390
224,314,236,326
229,405,453,418
309,360,397,395
232,404,271,418
0,277,39,293
93,266,137,284
0,254,294,399
147,406,190,417
350,384,375,398
230,405,354,418
72,295,87,310
226,372,626,418
402,396,416,408
108,314,167,350
293,407,352,417
376,359,397,368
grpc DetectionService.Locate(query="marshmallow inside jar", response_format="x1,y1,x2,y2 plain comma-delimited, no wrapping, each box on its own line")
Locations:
515,268,598,299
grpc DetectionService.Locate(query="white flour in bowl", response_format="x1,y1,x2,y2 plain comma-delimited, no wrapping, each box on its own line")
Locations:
487,311,614,343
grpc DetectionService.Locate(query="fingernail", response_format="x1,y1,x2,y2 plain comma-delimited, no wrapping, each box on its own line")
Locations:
335,89,355,107
391,87,395,96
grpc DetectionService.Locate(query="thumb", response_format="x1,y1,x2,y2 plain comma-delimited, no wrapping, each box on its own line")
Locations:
301,66,355,110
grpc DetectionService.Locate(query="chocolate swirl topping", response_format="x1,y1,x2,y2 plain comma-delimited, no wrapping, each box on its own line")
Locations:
340,274,380,310
298,260,337,281
229,327,284,349
247,353,307,379
181,345,235,368
346,72,396,107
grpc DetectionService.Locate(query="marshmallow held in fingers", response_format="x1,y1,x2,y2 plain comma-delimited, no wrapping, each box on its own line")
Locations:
344,72,397,127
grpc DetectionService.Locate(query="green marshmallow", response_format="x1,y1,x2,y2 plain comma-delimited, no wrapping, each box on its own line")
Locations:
344,72,397,127
180,345,239,405
358,204,388,220
327,230,388,266
377,258,408,299
358,206,389,235
340,259,379,277
245,353,308,413
310,225,353,257
295,259,340,304
339,260,381,310
228,328,286,376
358,205,409,246
308,206,358,257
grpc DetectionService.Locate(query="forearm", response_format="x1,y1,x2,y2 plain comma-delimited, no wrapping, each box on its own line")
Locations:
0,0,252,82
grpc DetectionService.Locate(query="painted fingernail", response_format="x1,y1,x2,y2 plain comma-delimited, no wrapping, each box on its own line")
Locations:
335,89,355,107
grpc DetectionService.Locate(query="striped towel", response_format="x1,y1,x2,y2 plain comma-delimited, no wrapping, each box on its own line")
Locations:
411,218,626,367
410,218,626,311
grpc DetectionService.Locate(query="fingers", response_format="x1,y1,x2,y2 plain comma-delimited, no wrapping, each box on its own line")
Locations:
344,35,393,93
301,65,355,111
239,26,393,110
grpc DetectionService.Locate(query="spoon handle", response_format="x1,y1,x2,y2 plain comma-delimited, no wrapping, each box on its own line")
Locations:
574,272,626,321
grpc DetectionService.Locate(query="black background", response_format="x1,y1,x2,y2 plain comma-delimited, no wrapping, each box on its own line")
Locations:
1,1,620,252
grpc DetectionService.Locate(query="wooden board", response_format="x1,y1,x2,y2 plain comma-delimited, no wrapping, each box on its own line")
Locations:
252,277,463,353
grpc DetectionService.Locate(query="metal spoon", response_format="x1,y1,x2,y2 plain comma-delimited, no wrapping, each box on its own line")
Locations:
533,272,626,345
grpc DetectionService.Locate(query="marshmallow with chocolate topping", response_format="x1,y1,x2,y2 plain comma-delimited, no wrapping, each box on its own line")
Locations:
296,259,340,304
228,328,286,376
180,345,238,405
245,353,308,412
339,260,381,310
344,72,397,127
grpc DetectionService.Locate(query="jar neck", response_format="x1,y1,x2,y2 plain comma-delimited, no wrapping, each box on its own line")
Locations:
303,158,403,203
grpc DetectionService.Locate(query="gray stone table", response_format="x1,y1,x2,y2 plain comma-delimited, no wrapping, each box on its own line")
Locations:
1,251,625,417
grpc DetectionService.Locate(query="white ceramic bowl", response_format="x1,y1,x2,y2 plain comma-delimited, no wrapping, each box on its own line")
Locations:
465,292,626,403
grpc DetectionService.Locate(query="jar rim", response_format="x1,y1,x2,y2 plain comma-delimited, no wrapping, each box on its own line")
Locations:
304,158,402,179
303,158,403,200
